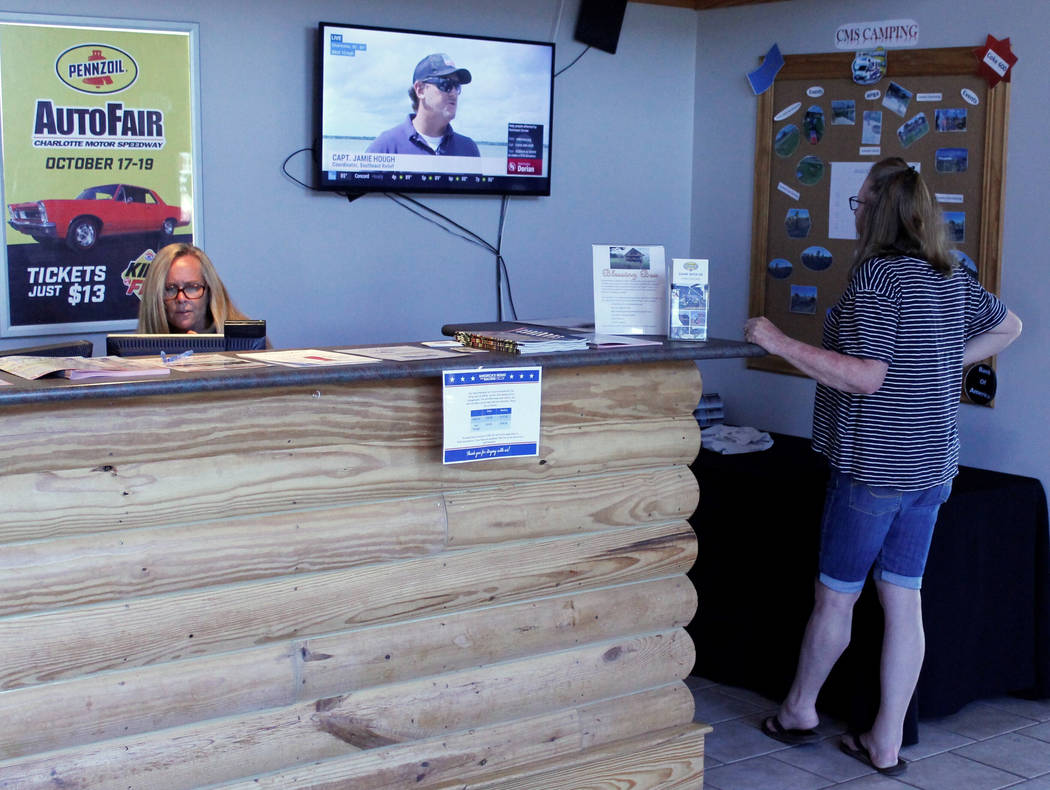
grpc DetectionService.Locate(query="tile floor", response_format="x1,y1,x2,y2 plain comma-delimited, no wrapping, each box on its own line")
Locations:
689,676,1050,790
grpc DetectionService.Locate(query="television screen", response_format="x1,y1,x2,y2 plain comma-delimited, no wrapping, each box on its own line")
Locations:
317,22,554,196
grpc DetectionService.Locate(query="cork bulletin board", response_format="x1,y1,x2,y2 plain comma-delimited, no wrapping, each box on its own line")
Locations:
747,46,1009,377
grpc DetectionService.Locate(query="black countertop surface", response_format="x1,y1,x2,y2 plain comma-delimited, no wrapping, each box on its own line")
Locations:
0,330,763,408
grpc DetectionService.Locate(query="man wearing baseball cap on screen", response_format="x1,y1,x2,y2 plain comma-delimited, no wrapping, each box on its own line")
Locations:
366,53,481,156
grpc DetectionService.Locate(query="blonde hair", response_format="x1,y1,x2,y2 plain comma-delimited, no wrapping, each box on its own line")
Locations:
137,243,247,333
854,157,955,276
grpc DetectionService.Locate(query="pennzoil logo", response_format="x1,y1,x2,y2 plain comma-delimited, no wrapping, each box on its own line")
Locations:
56,44,138,95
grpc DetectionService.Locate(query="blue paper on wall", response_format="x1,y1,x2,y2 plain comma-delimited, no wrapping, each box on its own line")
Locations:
748,43,784,95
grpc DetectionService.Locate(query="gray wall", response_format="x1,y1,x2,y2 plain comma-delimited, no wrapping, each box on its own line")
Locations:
0,0,695,349
693,0,1049,492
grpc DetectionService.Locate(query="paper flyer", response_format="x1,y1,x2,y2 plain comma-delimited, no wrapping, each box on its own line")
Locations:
237,349,378,367
162,353,267,372
342,345,463,361
829,161,919,239
669,258,709,341
592,244,667,335
442,367,541,464
0,354,170,380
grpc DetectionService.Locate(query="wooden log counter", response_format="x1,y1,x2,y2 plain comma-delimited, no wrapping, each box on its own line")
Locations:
0,335,760,789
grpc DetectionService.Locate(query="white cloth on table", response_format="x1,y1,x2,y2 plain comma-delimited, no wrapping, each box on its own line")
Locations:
701,424,774,454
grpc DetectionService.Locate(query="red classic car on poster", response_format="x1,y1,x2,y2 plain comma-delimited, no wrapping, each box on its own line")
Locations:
8,183,189,251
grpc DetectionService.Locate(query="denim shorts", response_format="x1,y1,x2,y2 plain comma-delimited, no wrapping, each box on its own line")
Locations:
818,470,952,593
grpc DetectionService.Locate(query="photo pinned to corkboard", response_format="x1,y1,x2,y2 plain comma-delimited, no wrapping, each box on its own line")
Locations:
747,46,1010,403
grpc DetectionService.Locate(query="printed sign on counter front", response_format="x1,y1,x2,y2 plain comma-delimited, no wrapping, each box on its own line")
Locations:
0,14,202,337
442,367,541,464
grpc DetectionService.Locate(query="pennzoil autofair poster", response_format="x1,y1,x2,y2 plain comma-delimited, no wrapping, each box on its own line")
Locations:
0,14,201,337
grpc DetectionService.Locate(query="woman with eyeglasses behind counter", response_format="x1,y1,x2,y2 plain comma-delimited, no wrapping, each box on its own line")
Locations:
137,243,249,335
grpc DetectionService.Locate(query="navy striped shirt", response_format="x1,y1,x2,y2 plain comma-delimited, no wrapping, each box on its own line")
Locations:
812,255,1007,490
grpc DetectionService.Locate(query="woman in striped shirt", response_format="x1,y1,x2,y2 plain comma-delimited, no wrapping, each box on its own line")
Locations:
746,157,1022,774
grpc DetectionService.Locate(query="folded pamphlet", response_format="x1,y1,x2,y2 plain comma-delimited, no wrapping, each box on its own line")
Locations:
669,258,709,341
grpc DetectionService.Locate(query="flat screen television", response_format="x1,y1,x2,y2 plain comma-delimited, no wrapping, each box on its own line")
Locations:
317,22,554,196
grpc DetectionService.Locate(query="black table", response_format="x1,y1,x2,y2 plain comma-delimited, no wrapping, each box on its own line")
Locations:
687,432,1049,743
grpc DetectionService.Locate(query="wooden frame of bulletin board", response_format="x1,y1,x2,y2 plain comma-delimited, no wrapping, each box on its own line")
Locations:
748,46,1009,380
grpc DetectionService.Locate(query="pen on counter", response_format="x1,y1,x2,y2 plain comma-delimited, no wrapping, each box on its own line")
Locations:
161,349,194,365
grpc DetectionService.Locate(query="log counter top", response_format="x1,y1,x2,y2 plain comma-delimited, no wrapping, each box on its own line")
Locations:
0,335,759,406
0,336,760,789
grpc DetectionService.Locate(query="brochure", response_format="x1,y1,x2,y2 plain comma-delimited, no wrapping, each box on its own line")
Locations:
592,244,667,335
669,258,710,341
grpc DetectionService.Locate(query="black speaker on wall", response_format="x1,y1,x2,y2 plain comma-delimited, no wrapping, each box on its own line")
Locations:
574,0,629,54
